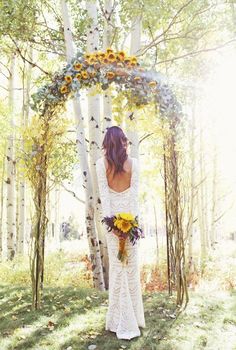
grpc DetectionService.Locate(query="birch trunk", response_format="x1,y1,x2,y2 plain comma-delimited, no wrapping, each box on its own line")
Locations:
188,93,196,267
153,202,159,265
126,16,142,159
60,0,105,290
0,145,6,259
86,0,109,289
46,190,52,240
6,53,16,260
102,0,113,133
210,145,217,248
54,186,60,246
18,53,32,255
198,126,208,265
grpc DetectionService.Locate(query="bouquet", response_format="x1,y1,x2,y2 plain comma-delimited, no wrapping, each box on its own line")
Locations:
102,212,144,264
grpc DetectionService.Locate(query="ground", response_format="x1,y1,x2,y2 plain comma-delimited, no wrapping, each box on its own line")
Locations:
0,284,235,350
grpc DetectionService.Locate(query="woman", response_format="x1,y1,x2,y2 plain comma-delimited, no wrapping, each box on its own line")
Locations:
95,126,145,340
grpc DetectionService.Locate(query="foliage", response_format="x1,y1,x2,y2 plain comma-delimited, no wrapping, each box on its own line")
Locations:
21,115,77,187
0,251,92,288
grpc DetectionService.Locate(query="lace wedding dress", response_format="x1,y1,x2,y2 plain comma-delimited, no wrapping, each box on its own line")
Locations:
96,156,145,340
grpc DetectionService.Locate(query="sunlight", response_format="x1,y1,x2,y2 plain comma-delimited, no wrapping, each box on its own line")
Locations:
202,48,236,231
204,49,236,156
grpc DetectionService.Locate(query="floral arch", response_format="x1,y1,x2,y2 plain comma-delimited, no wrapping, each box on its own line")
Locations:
27,48,188,309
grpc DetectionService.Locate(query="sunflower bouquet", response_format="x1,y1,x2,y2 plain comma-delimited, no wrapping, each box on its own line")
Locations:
102,212,144,264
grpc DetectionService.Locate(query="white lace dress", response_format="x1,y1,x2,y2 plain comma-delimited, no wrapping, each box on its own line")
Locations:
96,156,145,340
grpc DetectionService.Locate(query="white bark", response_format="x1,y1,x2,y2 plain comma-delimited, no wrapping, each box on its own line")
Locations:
198,125,208,264
210,145,217,247
0,145,6,258
60,0,105,290
153,202,159,265
6,53,16,260
126,16,142,159
102,0,113,133
188,93,196,266
18,52,32,255
54,186,60,245
86,0,109,288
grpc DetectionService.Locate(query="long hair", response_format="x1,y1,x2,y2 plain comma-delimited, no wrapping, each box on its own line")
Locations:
102,126,128,177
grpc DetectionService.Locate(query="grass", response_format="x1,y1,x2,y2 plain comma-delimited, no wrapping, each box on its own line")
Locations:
0,238,236,349
0,284,236,350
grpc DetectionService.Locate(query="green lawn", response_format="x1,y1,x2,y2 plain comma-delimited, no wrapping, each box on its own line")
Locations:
0,284,235,350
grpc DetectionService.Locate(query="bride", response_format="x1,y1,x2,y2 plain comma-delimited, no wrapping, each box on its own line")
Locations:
95,126,145,340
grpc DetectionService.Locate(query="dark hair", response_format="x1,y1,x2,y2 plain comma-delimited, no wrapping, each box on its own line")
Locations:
102,126,128,177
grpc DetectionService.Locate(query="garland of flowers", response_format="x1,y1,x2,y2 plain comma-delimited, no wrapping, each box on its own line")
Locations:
31,48,181,119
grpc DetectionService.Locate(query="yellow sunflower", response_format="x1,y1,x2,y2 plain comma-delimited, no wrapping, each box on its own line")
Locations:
64,75,72,84
95,51,102,58
88,56,97,65
102,56,109,64
99,52,106,58
119,213,135,221
84,53,91,60
106,71,115,79
130,55,137,63
81,71,89,79
74,62,82,71
60,85,68,94
114,219,132,233
108,52,116,62
106,48,113,54
76,73,81,80
118,51,125,58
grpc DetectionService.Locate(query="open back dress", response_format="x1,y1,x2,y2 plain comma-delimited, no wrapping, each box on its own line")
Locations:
95,156,145,340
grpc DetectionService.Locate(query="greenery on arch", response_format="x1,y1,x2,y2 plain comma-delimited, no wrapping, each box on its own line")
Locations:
31,48,182,121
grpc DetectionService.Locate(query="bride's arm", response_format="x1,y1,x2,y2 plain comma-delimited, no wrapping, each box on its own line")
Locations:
95,158,111,217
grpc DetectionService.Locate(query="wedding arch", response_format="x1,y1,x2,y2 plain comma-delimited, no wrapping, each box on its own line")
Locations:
28,48,188,309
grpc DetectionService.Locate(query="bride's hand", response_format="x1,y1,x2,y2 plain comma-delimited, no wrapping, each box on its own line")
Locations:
112,229,121,238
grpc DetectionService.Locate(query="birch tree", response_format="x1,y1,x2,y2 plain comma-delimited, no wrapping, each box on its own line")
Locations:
187,92,196,268
86,0,109,288
126,15,142,159
18,52,32,255
102,0,113,132
60,0,105,290
6,53,16,260
210,146,217,247
197,123,209,266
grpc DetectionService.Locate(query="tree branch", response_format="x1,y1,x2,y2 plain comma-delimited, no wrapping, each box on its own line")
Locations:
156,38,236,65
9,36,50,76
61,183,85,204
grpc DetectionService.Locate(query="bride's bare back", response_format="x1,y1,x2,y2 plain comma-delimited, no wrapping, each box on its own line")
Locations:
104,157,132,193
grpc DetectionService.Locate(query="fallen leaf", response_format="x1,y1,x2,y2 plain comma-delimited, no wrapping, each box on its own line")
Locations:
47,320,55,331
